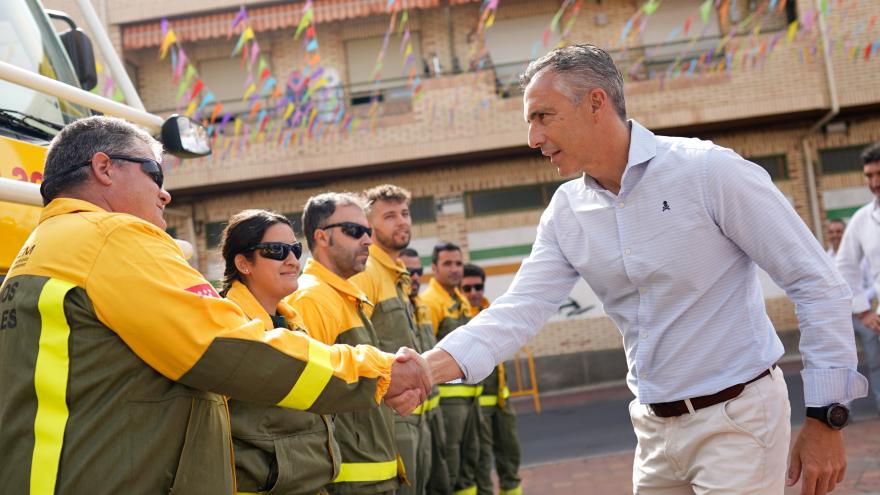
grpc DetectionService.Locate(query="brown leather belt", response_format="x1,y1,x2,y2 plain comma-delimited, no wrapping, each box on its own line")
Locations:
648,366,776,418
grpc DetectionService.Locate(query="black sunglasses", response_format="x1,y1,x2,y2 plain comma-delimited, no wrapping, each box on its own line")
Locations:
462,284,484,292
320,222,372,239
73,154,164,189
407,267,424,276
247,241,303,261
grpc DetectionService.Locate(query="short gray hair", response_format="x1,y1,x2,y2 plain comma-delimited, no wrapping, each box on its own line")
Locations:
520,44,627,122
40,116,163,205
302,192,366,250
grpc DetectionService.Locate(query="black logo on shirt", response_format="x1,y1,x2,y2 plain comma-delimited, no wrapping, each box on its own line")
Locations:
662,201,670,212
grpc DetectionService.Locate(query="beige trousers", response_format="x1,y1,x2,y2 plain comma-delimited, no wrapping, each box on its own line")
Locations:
630,366,791,494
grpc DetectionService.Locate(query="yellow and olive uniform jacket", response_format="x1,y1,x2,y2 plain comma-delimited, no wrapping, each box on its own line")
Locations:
226,281,341,495
287,259,400,494
421,278,482,403
411,296,441,415
0,199,394,495
467,299,509,409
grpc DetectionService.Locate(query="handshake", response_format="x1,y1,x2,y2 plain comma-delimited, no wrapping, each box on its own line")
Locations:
384,347,435,415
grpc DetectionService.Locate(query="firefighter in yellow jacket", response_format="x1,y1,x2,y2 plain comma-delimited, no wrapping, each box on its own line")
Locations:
351,185,431,495
400,248,450,495
420,243,481,495
0,117,427,495
288,192,425,495
462,264,522,495
218,209,342,495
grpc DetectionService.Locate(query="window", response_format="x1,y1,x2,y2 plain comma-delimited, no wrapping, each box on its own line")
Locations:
465,182,561,217
640,0,722,70
749,154,788,180
205,221,227,249
410,196,436,224
345,34,422,110
199,57,254,116
481,15,561,96
284,212,304,236
819,145,868,174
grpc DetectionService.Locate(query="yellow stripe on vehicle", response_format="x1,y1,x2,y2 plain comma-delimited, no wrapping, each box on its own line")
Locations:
332,459,398,483
499,486,522,495
453,485,478,495
438,384,483,398
31,278,76,495
277,339,333,410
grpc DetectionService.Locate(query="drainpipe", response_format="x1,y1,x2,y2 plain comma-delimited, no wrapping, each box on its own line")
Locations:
800,0,839,244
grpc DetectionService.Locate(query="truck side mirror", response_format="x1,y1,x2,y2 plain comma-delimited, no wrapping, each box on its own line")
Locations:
161,115,212,158
59,28,98,91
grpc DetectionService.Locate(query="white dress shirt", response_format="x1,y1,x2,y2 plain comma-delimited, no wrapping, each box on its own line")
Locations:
836,202,880,313
438,120,867,406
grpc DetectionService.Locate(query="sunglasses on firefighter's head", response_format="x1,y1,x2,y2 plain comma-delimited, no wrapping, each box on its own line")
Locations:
319,222,373,239
462,283,484,293
247,241,303,261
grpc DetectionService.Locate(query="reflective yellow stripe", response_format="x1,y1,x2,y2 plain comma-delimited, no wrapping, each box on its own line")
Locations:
427,395,441,410
31,278,76,495
453,486,477,495
499,486,522,495
480,386,511,407
414,394,441,414
438,384,483,398
332,459,398,483
277,339,333,410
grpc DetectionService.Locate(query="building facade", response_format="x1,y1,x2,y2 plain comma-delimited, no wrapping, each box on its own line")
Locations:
47,0,880,390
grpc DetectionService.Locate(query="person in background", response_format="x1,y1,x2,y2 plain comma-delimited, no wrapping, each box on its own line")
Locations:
401,248,451,495
834,142,880,415
461,264,522,495
289,193,429,495
421,243,480,495
351,185,430,495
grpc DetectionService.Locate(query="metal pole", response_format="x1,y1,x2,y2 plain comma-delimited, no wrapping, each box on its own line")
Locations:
73,0,146,111
0,61,163,132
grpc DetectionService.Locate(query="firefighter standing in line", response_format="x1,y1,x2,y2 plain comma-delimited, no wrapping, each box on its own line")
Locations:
351,185,431,495
288,193,411,495
462,264,522,495
420,243,480,495
0,116,429,494
400,248,451,495
218,209,342,495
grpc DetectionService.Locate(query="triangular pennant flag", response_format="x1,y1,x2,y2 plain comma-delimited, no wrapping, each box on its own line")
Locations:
159,30,177,59
230,6,247,33
295,8,314,39
189,79,204,102
243,83,257,101
185,100,197,117
700,0,713,23
210,103,224,123
197,91,215,111
261,77,277,94
398,11,409,35
283,102,296,121
306,38,318,52
642,0,660,15
786,20,798,43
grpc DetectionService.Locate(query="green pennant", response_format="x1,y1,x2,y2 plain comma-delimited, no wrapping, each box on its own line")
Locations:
700,0,712,23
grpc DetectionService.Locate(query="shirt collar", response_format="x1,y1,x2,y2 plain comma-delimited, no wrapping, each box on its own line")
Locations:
428,276,470,311
40,198,107,222
368,244,408,277
582,119,657,191
225,280,300,330
303,258,372,306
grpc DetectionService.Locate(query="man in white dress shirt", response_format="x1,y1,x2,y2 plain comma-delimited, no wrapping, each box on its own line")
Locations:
835,143,880,415
423,44,867,495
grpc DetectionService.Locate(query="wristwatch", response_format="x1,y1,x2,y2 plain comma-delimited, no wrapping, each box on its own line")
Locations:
805,403,851,430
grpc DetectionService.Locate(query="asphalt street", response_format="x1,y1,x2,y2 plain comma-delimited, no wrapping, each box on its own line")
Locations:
515,364,879,467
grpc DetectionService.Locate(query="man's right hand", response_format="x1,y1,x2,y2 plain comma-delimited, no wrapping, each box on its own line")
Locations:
385,347,432,414
856,310,880,333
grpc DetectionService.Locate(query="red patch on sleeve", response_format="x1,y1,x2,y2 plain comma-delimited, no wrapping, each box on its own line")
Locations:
184,283,220,298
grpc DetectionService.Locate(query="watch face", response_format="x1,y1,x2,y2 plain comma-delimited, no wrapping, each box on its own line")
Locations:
828,405,850,428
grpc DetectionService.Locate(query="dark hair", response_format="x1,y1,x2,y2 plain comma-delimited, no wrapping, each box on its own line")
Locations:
520,44,627,122
862,142,880,165
463,263,485,282
400,248,420,258
432,242,461,265
829,218,846,227
302,192,365,251
41,116,163,205
218,209,291,295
